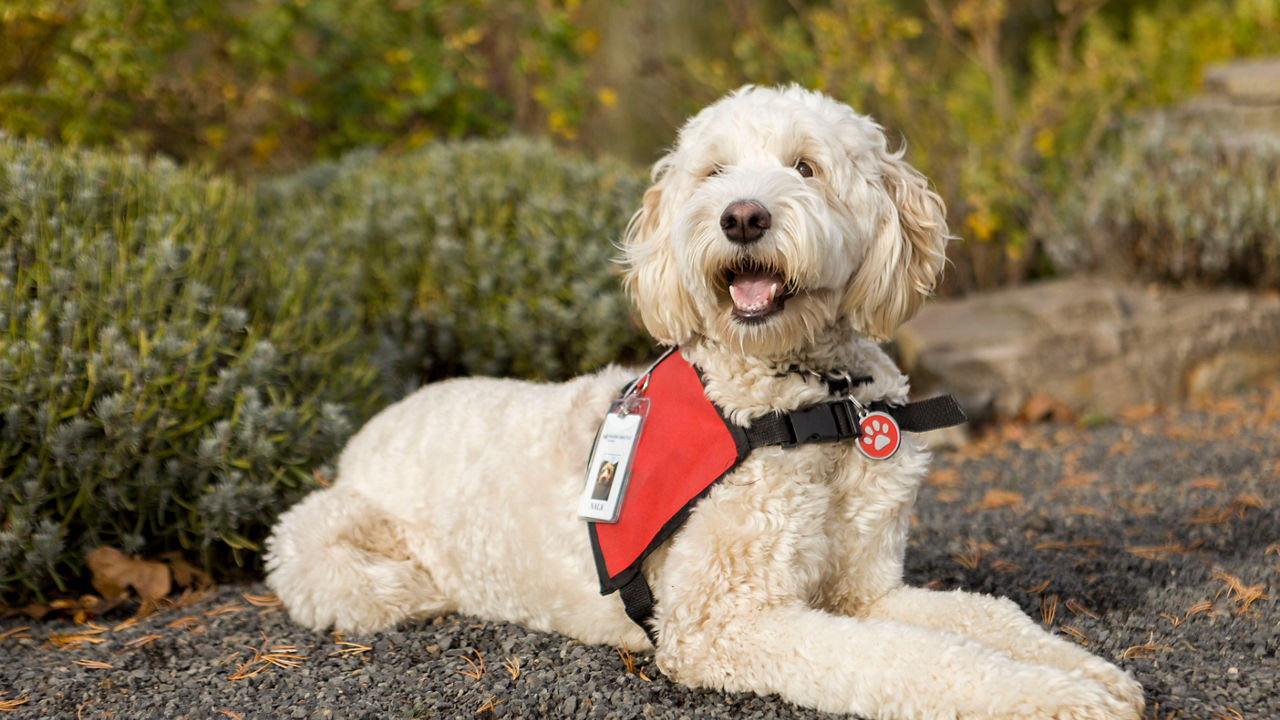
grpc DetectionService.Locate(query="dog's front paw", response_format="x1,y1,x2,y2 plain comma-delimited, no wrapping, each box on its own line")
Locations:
1038,638,1144,717
1038,677,1141,720
1073,658,1144,718
974,668,1141,720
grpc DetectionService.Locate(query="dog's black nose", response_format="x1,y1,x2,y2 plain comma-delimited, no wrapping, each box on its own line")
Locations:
720,201,771,244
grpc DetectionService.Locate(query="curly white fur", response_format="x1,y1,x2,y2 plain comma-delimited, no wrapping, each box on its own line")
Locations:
266,85,1143,719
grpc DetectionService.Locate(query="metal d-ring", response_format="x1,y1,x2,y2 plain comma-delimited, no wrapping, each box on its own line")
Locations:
846,394,869,420
839,377,870,420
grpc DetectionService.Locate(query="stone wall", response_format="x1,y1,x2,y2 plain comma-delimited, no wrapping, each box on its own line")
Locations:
1174,57,1280,138
896,279,1280,422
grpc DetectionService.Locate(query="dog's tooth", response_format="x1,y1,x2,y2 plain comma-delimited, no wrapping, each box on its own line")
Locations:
768,283,779,301
729,284,741,306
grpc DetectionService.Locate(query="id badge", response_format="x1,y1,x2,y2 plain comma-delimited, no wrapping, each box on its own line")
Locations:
577,396,649,522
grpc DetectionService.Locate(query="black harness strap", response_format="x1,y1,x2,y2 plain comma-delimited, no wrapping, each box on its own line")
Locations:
744,393,966,449
875,394,967,434
603,358,967,647
619,573,660,646
745,399,860,448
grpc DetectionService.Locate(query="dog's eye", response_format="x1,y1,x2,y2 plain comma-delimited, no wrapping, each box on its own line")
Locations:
794,160,815,178
706,165,723,178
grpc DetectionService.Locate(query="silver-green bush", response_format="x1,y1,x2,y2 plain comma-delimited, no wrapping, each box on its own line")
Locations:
1040,116,1280,288
0,136,382,603
261,138,654,389
1,136,651,604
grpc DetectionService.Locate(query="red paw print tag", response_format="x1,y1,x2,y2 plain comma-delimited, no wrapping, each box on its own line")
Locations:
857,411,900,460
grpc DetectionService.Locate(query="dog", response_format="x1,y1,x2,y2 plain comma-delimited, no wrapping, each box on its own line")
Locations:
591,460,617,501
266,85,1143,719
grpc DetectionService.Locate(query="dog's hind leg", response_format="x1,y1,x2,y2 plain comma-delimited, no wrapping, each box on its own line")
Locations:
265,486,452,633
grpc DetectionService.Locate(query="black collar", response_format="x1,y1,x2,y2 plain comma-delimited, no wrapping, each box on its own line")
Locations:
774,364,874,396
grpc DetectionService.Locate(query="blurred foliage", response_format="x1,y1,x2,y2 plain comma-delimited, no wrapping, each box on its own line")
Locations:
0,0,604,171
1040,116,1280,287
4,0,1279,289
691,0,1280,290
0,134,650,605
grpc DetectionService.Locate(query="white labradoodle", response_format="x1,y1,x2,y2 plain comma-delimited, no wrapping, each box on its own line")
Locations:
266,85,1143,719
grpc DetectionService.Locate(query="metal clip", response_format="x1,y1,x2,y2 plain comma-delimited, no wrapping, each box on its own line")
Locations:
822,370,869,422
618,372,651,417
845,391,869,421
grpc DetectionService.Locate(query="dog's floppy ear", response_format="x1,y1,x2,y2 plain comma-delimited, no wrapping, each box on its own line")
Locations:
622,164,699,345
844,146,949,340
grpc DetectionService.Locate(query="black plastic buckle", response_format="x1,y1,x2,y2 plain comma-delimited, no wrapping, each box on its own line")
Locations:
781,400,859,448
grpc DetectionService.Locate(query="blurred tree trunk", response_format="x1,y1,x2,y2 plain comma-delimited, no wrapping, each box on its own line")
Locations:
576,1,738,164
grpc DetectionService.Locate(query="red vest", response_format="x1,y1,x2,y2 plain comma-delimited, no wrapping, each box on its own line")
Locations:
588,349,749,594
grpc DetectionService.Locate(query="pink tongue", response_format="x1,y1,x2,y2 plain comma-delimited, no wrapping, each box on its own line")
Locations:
731,271,781,309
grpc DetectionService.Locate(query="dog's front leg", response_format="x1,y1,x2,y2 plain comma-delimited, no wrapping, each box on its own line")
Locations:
864,586,1144,716
649,479,1140,720
655,602,1139,720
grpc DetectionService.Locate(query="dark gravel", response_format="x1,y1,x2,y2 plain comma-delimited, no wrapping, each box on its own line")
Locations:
3,384,1277,719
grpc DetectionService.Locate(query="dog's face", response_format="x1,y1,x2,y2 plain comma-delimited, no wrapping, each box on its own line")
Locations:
596,461,616,484
624,85,949,357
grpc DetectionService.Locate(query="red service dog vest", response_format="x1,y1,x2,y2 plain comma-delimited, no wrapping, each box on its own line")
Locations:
587,349,749,594
585,347,966,643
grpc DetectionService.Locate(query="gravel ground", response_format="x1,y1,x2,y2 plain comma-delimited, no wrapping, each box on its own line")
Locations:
3,384,1277,719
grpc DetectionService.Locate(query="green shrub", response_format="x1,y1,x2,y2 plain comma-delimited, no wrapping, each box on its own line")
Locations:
1039,116,1280,288
0,134,382,603
260,137,654,386
0,135,652,605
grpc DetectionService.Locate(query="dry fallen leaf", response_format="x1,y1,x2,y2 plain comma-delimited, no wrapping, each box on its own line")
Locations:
160,552,211,589
86,547,171,603
1189,476,1222,491
1118,403,1161,423
1212,569,1269,614
926,467,961,487
228,632,306,681
969,489,1024,512
21,593,124,622
1057,472,1100,489
1020,393,1075,423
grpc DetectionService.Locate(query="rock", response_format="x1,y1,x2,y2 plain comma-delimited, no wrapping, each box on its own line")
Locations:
1202,57,1280,105
1174,56,1280,138
896,278,1280,421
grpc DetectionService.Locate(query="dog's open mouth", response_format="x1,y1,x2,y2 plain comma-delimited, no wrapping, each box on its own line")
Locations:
724,261,792,322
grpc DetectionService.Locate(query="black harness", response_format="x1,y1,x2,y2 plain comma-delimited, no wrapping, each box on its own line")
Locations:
589,351,967,645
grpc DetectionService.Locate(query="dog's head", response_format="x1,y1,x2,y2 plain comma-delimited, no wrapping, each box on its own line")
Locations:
623,85,949,358
596,461,616,484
